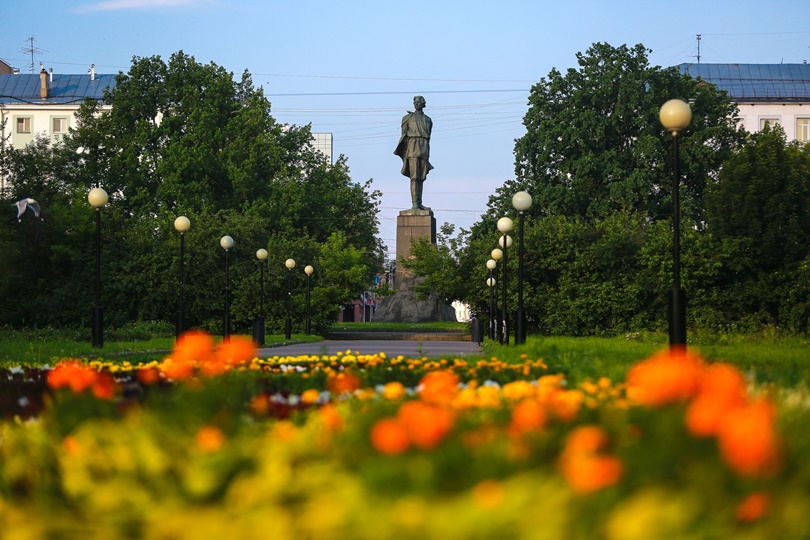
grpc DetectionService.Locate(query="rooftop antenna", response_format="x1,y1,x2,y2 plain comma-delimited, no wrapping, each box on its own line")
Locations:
19,36,47,73
695,34,701,64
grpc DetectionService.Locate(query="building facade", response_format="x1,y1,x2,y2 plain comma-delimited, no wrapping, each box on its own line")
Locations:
1,63,333,194
678,63,810,142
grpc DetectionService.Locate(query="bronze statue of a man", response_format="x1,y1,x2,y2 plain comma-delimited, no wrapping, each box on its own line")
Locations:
394,95,433,210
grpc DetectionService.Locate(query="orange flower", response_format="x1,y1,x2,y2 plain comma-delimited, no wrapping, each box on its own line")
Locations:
564,425,610,454
559,425,623,494
319,403,343,432
172,330,214,364
397,400,455,449
560,453,623,494
686,396,731,437
626,346,703,407
249,394,270,416
91,373,117,400
301,388,321,405
472,480,504,509
418,370,459,404
736,491,770,522
370,417,410,455
136,367,160,385
502,380,536,401
159,359,196,381
47,361,117,398
63,436,80,456
508,398,547,437
195,426,226,452
686,363,748,437
381,381,406,400
699,362,748,402
717,398,780,477
199,360,227,378
214,335,256,366
548,390,583,422
327,372,361,394
47,361,97,393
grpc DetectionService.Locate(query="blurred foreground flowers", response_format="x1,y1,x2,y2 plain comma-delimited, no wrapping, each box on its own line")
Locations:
1,333,810,538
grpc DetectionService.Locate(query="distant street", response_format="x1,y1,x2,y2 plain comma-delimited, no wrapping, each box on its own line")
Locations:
257,339,484,359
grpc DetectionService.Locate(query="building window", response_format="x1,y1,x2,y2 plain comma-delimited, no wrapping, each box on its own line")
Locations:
16,117,32,133
759,117,781,130
52,117,68,134
797,118,810,143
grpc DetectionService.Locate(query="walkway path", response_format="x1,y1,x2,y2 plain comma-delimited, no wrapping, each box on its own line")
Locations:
257,339,483,359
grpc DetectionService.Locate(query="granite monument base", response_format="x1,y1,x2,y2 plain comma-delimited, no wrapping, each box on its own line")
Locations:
374,208,456,323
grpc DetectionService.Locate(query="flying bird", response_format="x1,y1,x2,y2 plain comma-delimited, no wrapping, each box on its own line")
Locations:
14,198,42,222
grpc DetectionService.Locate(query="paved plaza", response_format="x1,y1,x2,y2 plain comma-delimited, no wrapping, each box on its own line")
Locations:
258,339,483,359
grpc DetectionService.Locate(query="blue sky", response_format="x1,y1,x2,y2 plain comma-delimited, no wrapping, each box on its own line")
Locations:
5,0,809,256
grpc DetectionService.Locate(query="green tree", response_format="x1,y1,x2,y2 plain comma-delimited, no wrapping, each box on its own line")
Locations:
494,42,740,223
705,125,810,329
400,223,469,305
0,136,94,327
450,42,745,336
1,52,383,333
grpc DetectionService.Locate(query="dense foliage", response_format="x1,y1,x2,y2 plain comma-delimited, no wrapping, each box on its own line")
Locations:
407,43,809,336
0,52,383,334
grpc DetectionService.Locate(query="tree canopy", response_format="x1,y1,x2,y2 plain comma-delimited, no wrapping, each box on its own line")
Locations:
488,42,741,223
409,42,808,336
0,52,382,334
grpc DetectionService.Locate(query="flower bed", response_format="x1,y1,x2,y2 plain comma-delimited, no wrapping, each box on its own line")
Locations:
1,331,810,538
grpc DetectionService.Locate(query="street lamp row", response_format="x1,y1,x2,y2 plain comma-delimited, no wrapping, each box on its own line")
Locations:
86,196,317,348
489,190,532,346
92,98,688,350
488,99,689,348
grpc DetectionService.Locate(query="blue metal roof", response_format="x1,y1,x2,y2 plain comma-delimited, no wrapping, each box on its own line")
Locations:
0,72,117,105
678,63,810,102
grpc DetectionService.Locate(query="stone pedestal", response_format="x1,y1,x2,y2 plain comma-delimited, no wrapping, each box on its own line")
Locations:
374,207,456,323
395,208,435,291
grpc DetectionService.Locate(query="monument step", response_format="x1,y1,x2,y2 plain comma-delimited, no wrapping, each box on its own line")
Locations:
327,330,471,342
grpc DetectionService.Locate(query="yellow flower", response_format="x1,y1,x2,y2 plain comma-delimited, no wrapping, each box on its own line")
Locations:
382,381,406,400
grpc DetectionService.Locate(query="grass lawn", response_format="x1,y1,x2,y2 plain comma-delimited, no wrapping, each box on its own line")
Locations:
0,329,323,367
1,324,807,387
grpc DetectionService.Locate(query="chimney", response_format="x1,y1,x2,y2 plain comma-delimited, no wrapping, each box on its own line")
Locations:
39,66,48,99
49,67,53,82
89,64,95,81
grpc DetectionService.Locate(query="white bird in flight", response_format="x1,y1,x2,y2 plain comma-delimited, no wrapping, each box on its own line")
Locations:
14,198,42,222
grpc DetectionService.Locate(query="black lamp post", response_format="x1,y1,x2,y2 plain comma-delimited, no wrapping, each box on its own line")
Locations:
486,258,497,340
659,98,692,347
487,276,496,341
174,216,190,338
512,191,533,344
220,235,234,341
304,265,314,335
254,248,268,346
285,258,296,340
491,248,503,343
88,187,108,348
497,217,514,345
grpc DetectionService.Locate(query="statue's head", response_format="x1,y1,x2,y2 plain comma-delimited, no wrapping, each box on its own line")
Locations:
413,95,426,109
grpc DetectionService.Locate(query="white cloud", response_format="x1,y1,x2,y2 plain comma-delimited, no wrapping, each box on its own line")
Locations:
78,0,211,11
